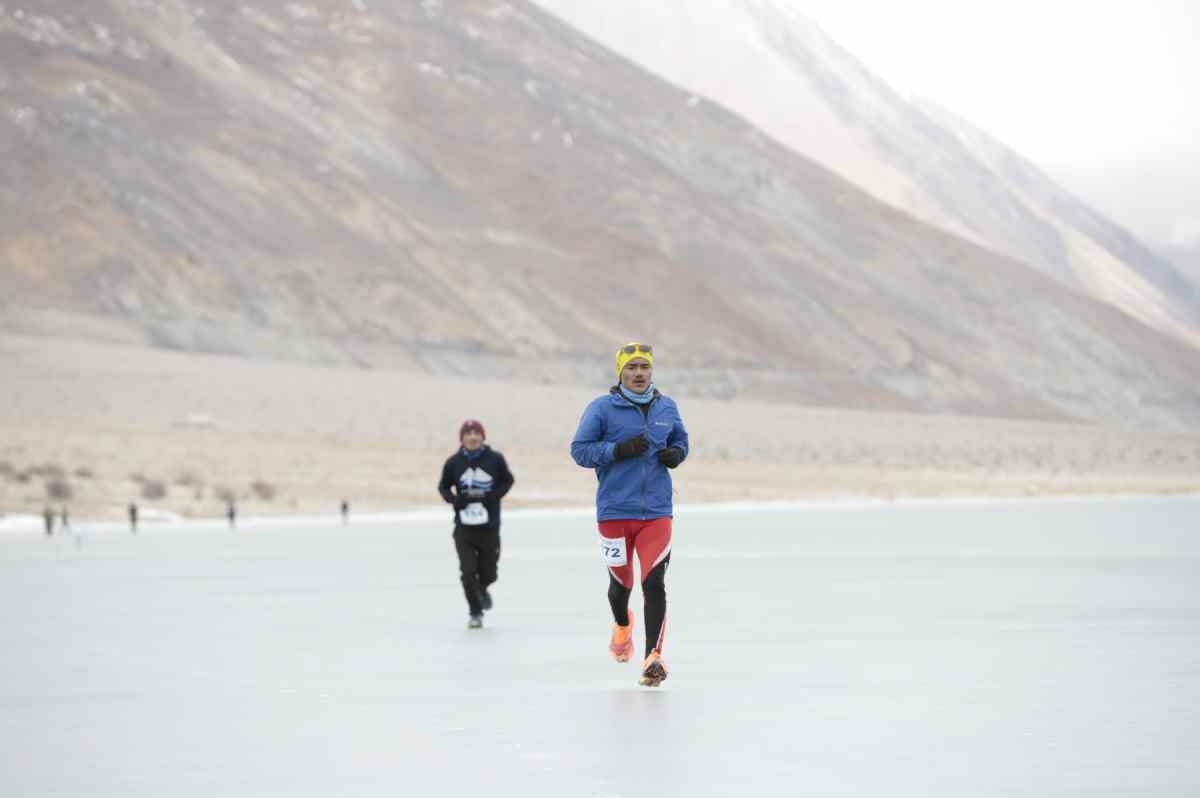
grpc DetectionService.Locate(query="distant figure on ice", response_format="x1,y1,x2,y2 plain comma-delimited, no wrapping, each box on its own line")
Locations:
60,506,70,531
438,419,514,629
340,499,349,524
43,506,54,536
570,343,688,687
128,502,138,533
226,502,237,529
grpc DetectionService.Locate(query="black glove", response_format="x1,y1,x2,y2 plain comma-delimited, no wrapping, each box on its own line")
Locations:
613,434,649,461
453,493,469,510
658,447,684,469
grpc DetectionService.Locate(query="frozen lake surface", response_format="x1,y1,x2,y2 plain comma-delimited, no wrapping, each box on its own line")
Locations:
3,497,1199,796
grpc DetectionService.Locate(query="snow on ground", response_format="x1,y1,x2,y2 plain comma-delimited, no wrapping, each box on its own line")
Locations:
2,498,1198,796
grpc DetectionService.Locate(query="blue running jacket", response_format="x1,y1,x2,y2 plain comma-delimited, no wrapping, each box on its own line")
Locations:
570,388,689,521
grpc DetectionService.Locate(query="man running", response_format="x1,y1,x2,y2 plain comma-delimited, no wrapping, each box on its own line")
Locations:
570,343,688,687
438,420,515,629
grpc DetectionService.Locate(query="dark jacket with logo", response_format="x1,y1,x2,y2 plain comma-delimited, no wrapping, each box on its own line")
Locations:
438,445,514,531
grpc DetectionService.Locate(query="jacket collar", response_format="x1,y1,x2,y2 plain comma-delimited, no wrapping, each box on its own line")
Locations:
608,385,660,407
460,444,491,460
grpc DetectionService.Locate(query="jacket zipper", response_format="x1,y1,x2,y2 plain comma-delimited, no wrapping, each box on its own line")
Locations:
640,400,655,520
616,391,656,521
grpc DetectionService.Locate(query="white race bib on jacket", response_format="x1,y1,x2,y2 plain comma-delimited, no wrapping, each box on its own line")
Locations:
460,502,489,526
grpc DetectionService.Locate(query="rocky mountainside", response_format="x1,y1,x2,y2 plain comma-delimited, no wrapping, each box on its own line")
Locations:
922,101,1200,347
532,0,1200,350
1161,241,1200,293
3,0,1200,429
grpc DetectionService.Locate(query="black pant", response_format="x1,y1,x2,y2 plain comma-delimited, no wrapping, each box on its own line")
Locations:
453,525,500,615
608,553,670,659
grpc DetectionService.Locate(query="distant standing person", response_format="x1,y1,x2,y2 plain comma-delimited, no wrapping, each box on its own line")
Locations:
341,500,349,524
60,506,70,531
128,503,138,533
438,420,514,629
570,343,688,687
43,506,54,536
227,502,237,529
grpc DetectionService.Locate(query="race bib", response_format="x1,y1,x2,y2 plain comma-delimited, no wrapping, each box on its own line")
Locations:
599,535,628,566
460,502,489,526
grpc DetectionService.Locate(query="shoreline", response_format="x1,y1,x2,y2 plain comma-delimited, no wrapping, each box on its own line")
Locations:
5,491,1199,537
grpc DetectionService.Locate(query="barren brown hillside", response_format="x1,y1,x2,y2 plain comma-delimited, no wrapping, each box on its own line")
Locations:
2,1,1200,430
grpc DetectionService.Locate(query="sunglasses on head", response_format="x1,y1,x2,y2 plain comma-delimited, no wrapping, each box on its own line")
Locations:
621,343,653,355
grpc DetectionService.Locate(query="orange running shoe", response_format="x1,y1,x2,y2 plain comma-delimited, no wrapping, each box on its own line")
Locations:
609,611,635,662
638,650,669,687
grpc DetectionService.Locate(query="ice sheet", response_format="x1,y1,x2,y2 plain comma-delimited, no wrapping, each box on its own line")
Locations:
2,497,1199,796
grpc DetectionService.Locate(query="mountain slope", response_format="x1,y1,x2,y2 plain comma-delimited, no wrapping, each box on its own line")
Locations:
922,101,1200,348
531,0,1200,349
1160,241,1200,294
2,0,1200,429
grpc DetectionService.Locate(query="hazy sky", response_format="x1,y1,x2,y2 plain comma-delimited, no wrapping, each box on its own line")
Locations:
800,0,1200,246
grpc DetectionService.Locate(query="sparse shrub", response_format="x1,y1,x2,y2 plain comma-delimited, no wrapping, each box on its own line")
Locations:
73,466,94,479
0,460,13,477
130,473,146,484
174,470,202,487
46,479,73,501
250,480,276,501
214,485,236,503
141,480,167,500
14,471,31,484
32,463,66,479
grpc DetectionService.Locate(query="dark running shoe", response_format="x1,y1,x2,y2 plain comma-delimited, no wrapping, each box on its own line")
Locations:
479,587,493,612
468,614,483,629
638,650,668,687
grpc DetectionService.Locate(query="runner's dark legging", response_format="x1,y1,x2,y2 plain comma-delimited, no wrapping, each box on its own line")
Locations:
608,553,670,658
453,526,500,615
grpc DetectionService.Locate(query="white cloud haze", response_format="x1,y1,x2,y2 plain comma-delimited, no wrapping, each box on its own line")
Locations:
795,0,1200,245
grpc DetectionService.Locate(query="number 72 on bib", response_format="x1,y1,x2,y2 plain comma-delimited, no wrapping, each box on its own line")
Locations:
599,535,628,566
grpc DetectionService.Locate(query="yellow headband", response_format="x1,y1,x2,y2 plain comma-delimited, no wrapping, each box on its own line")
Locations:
615,343,654,382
